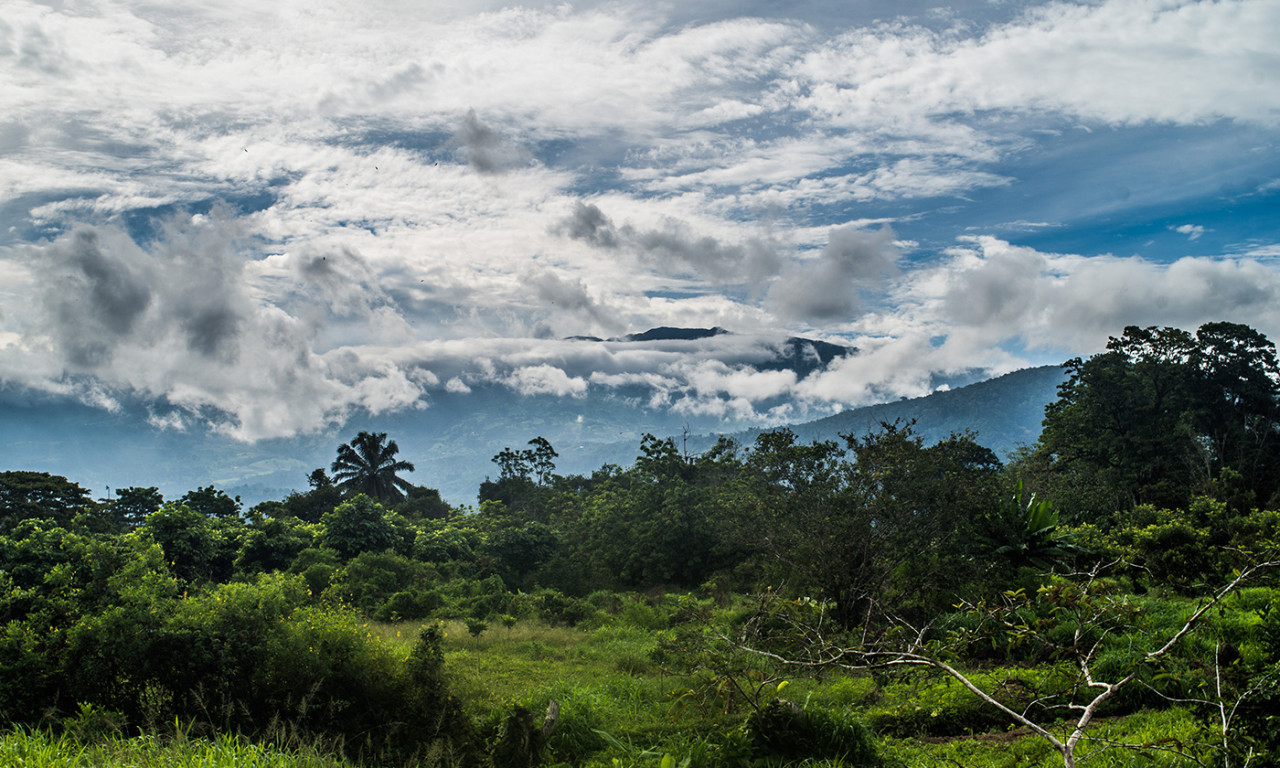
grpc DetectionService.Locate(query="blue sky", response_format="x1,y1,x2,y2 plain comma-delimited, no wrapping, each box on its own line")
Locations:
1,0,1278,440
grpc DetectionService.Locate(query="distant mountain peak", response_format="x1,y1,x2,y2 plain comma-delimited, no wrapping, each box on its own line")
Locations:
621,326,729,342
563,327,731,343
564,326,853,376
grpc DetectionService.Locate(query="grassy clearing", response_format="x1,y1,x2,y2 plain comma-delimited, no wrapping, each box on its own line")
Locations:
0,728,351,768
10,617,1210,767
884,708,1205,767
376,617,1208,767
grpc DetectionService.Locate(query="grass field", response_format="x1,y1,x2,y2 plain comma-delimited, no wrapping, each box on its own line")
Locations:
6,615,1211,767
377,617,1207,767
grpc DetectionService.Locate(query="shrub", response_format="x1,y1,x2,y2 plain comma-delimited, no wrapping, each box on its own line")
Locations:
618,598,667,630
319,495,396,560
512,587,597,627
325,551,433,615
22,570,470,763
747,699,877,764
374,589,442,622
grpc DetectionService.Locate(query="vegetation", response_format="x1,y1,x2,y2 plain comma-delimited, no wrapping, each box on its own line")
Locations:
3,322,1280,767
331,431,417,502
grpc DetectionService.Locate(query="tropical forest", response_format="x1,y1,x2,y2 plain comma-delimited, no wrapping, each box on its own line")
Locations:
3,321,1280,768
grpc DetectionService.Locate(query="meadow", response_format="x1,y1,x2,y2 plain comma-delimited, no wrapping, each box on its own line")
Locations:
4,590,1251,768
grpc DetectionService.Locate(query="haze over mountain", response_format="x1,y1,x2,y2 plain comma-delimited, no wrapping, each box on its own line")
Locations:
0,327,1065,504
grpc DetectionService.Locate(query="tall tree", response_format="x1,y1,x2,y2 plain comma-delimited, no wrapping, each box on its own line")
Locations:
738,423,1003,631
331,431,416,502
1190,321,1280,505
0,471,95,529
1034,322,1280,513
108,486,164,530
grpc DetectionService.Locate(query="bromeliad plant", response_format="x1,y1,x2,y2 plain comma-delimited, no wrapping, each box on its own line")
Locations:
988,480,1086,572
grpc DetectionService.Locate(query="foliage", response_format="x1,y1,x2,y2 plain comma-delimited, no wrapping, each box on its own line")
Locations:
981,480,1085,572
325,550,436,617
1035,322,1280,515
140,503,238,583
0,554,468,763
492,437,559,485
319,495,396,560
105,486,164,531
235,515,313,576
0,727,355,768
7,324,1280,766
394,484,454,522
279,484,344,524
482,521,558,590
0,471,95,529
330,431,416,502
179,486,242,519
747,699,877,764
737,422,1003,630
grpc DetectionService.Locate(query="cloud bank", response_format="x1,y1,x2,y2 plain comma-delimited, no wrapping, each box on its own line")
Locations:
0,0,1277,439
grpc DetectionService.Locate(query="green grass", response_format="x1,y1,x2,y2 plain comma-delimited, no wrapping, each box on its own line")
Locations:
372,616,1212,767
885,708,1207,767
0,728,353,768
12,607,1228,767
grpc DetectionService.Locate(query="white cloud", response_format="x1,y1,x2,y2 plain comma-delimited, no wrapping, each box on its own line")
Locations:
445,376,472,394
903,236,1280,355
768,226,900,322
792,0,1280,129
1,0,1278,442
505,364,589,398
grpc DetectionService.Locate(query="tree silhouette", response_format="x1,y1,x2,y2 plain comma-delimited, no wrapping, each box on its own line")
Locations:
331,432,416,502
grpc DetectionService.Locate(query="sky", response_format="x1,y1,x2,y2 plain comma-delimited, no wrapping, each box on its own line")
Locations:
1,0,1278,442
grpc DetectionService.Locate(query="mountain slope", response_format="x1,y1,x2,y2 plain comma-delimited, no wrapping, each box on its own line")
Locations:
737,365,1066,457
547,365,1067,483
0,365,1066,507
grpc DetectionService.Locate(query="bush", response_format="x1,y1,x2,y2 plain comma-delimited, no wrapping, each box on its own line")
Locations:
374,589,442,622
15,567,470,763
618,598,668,630
325,551,433,615
747,699,877,763
512,587,597,627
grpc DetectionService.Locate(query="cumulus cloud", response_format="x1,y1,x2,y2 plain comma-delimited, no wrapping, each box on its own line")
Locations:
455,109,531,174
7,213,424,440
527,268,623,333
555,202,781,287
2,0,1278,445
30,214,255,367
505,364,589,397
902,236,1280,357
558,202,621,249
767,226,899,322
38,228,153,367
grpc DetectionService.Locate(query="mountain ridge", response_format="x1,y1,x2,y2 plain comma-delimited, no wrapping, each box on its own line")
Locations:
0,352,1066,506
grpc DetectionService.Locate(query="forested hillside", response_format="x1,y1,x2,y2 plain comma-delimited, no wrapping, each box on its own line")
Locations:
3,323,1279,768
730,365,1066,459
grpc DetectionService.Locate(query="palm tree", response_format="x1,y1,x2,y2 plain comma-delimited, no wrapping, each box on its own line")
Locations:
331,431,416,502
